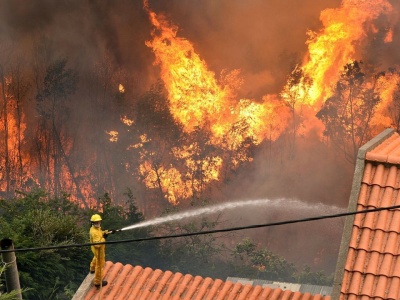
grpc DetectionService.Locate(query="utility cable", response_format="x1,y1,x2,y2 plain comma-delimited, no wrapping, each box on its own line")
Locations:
1,204,400,254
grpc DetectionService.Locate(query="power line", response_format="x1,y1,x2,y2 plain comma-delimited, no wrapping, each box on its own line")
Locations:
1,204,400,253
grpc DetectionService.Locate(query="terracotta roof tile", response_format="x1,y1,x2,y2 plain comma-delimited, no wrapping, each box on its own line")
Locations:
76,261,332,300
365,132,400,163
340,131,400,300
386,276,400,299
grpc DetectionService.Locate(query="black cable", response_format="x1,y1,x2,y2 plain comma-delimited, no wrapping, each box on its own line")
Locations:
1,204,400,253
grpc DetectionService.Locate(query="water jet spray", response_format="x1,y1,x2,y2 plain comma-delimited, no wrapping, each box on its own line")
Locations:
118,198,344,232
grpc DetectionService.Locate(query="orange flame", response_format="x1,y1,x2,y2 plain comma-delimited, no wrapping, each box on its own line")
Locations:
373,72,400,129
135,0,396,204
300,0,393,106
144,1,288,146
141,1,294,203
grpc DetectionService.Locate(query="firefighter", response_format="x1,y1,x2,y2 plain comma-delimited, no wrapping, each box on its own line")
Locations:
89,214,114,288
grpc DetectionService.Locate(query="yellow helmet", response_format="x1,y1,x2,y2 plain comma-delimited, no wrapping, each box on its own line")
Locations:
90,214,102,222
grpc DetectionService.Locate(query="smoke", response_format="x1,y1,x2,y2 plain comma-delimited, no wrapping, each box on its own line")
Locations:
221,198,346,273
1,0,399,275
0,0,344,95
0,0,155,89
151,0,342,97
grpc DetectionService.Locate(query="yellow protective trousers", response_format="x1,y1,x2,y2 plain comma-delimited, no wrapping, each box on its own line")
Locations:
89,226,107,285
90,245,106,285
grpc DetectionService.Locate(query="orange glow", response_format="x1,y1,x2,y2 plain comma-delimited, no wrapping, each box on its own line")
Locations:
0,77,30,191
128,0,397,205
373,72,400,129
144,4,226,134
121,116,134,126
144,2,289,144
139,161,188,205
106,130,119,142
384,29,393,43
140,1,295,203
300,0,393,106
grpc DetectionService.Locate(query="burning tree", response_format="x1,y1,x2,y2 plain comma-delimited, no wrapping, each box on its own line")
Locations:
0,47,32,198
382,70,400,132
35,58,79,200
316,61,382,163
280,65,313,159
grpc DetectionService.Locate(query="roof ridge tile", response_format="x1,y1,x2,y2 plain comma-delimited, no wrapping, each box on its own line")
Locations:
365,132,400,163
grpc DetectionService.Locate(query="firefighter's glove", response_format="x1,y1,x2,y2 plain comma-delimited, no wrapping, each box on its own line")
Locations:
103,233,109,239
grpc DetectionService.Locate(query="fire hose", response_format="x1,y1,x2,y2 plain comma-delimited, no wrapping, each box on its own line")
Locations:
108,229,122,235
103,229,122,238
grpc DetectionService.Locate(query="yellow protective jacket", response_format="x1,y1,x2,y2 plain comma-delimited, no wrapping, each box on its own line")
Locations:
90,226,108,252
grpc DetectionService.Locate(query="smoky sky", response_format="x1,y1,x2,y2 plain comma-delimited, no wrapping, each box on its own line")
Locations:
149,0,342,97
0,0,344,96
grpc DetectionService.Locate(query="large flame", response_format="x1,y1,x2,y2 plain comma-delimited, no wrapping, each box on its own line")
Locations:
130,0,397,204
144,0,287,146
300,0,393,106
144,2,226,135
139,0,291,203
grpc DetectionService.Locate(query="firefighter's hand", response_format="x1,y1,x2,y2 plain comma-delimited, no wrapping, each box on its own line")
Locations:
103,233,109,238
109,229,118,234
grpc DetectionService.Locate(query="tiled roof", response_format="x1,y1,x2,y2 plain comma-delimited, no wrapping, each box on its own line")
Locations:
337,129,400,300
74,261,331,300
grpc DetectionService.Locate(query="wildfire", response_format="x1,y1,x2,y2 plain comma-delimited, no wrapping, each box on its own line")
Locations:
140,0,294,203
0,76,30,192
139,161,187,205
119,83,125,93
144,2,226,135
121,115,134,126
144,1,288,144
107,130,119,142
373,72,400,129
129,0,397,205
299,0,393,106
